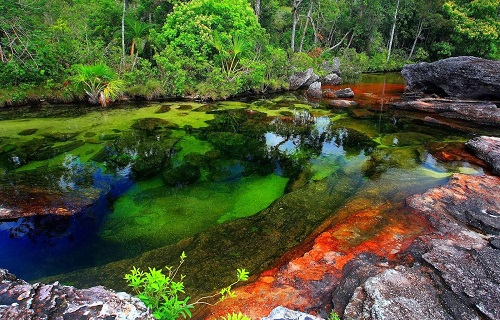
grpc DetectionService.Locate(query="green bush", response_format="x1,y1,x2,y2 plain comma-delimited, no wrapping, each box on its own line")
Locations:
338,48,368,83
124,252,249,320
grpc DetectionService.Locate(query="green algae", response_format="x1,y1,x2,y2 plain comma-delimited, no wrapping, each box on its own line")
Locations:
309,155,343,181
40,157,365,294
172,135,214,165
380,132,433,147
99,174,289,249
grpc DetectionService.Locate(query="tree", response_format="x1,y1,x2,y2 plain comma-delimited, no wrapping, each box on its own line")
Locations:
151,0,267,94
291,0,304,51
443,0,500,58
387,0,400,61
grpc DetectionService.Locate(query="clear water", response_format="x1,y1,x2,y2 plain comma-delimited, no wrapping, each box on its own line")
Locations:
0,73,495,293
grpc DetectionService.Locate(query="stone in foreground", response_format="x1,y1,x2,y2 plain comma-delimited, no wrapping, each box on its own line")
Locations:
0,269,154,320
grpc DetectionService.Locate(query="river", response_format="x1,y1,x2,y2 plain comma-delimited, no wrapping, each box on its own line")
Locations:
0,73,493,295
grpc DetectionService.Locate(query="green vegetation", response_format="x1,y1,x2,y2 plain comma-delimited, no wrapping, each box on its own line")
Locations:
124,252,249,320
327,310,341,320
219,313,251,320
1,0,498,105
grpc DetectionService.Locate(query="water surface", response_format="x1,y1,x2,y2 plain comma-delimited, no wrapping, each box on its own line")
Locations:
0,73,492,291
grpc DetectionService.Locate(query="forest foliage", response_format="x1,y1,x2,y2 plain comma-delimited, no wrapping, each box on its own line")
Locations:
0,0,499,104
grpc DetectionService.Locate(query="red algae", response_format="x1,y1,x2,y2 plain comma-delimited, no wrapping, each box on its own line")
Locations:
322,80,405,111
204,200,431,319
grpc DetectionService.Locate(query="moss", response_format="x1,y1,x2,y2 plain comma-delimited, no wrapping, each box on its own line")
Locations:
380,132,433,147
99,174,288,249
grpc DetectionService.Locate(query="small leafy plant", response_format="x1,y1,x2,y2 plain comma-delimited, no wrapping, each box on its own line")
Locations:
219,312,251,320
327,310,341,320
124,252,249,320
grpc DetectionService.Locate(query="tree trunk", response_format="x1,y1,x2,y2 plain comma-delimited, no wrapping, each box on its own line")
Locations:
291,0,303,52
299,1,313,52
121,0,126,64
254,0,261,21
387,0,400,62
408,19,423,60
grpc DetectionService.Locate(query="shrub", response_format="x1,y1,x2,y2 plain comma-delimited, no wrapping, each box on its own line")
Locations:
124,252,249,320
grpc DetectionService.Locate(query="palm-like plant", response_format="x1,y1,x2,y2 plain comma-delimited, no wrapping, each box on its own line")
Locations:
71,63,124,107
126,19,151,57
212,32,250,78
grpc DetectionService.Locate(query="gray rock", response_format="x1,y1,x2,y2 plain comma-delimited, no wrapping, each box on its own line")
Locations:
262,306,322,320
0,269,154,319
330,254,388,317
402,56,500,99
423,244,500,320
333,88,354,98
290,68,319,90
327,100,358,108
466,136,500,174
321,73,342,85
392,99,500,127
306,81,322,99
344,266,454,320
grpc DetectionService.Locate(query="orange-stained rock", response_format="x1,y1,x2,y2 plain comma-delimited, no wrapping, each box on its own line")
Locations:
204,201,430,319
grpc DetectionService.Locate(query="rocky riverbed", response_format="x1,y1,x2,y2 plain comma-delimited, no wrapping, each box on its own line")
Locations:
1,57,499,319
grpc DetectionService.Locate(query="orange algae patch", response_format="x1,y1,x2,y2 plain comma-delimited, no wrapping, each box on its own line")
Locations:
204,201,430,319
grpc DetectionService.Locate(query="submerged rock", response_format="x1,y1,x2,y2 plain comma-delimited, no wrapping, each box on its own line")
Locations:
402,56,500,99
0,163,108,220
162,163,201,187
0,269,154,320
327,100,358,108
131,117,179,132
17,128,38,136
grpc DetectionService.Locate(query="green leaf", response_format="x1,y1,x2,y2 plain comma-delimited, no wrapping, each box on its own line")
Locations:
237,268,249,281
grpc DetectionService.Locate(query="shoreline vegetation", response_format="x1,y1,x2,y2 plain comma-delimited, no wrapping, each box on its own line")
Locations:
1,0,498,108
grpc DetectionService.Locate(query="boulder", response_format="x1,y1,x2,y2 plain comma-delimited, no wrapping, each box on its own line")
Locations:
324,88,354,98
466,136,500,174
0,269,154,320
321,73,342,85
289,68,319,90
402,56,500,99
306,81,322,99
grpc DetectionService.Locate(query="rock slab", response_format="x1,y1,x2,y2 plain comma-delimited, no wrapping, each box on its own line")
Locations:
466,136,500,174
0,269,154,320
392,98,500,127
402,56,500,99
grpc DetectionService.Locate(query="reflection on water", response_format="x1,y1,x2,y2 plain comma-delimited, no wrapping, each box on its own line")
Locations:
0,73,491,288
